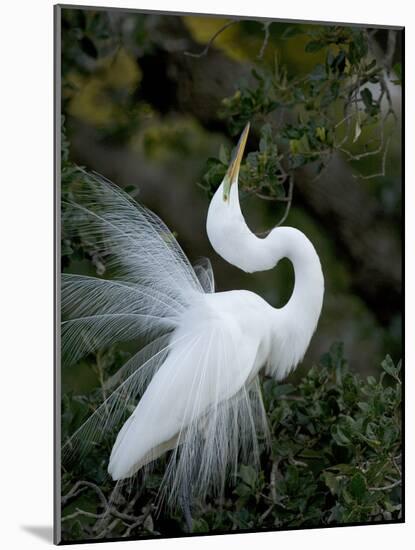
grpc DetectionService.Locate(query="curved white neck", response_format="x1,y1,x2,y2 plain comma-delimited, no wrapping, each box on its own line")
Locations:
207,180,324,340
230,224,324,324
265,227,324,325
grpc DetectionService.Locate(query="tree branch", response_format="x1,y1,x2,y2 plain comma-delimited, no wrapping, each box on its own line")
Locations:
257,22,271,59
184,20,238,58
369,479,401,492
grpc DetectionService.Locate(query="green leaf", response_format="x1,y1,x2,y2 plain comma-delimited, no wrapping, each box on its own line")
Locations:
353,119,362,143
273,384,296,398
239,465,257,488
331,425,350,446
361,88,373,109
381,355,400,381
323,471,340,495
281,25,304,39
329,463,356,475
357,401,369,412
315,126,326,142
289,139,300,154
218,144,229,165
393,62,402,81
192,518,209,532
234,483,252,498
251,68,264,82
299,449,323,459
348,473,367,502
305,40,325,53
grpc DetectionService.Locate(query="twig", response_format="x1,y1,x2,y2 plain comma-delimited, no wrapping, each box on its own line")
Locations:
275,176,294,227
123,506,154,537
94,484,125,535
96,518,120,539
257,22,271,59
379,74,398,121
270,461,278,504
288,456,308,467
111,508,139,523
392,454,402,476
259,504,274,523
254,193,287,202
340,127,384,161
184,21,238,58
366,31,398,117
384,30,397,74
123,517,145,537
255,176,294,237
352,135,391,180
62,508,107,522
369,479,401,492
62,480,108,509
334,112,355,130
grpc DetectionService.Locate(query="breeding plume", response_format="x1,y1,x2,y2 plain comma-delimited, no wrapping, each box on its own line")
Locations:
62,123,324,508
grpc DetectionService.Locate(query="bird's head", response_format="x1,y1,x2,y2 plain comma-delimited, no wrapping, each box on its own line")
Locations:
206,123,272,273
221,121,250,204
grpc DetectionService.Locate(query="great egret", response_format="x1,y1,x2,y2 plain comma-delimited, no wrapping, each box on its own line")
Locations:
62,123,324,514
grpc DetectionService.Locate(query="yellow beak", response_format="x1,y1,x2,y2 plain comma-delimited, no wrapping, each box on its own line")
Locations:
223,122,250,202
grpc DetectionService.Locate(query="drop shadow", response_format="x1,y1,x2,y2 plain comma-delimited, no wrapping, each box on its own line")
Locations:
21,525,53,543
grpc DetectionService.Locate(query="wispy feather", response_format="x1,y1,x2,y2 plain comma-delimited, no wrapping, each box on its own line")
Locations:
62,171,270,507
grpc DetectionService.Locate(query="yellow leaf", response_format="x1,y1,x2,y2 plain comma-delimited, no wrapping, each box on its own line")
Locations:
316,126,326,142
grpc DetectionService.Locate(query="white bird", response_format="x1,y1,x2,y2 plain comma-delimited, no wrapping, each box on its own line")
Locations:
62,123,324,510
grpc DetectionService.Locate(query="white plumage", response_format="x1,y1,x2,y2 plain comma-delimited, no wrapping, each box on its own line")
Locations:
62,124,324,507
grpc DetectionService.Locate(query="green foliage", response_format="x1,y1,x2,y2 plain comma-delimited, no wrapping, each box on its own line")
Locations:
201,123,288,200
61,9,113,77
193,344,402,531
202,25,398,205
61,132,113,277
61,343,402,540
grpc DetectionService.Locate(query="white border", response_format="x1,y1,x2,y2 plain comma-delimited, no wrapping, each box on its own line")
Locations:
1,1,411,548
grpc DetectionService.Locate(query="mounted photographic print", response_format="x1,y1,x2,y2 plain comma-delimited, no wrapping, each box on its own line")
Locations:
54,4,404,544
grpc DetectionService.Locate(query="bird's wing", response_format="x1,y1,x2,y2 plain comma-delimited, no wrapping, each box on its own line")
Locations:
60,173,268,505
61,274,178,365
192,257,215,293
62,170,211,364
61,172,215,464
61,332,173,466
107,301,269,504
